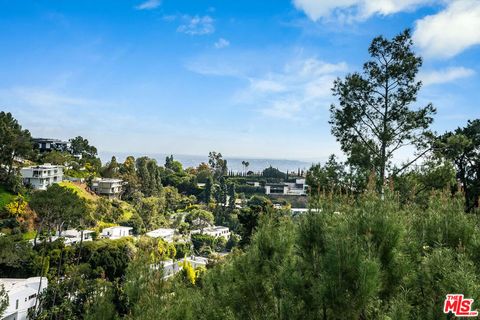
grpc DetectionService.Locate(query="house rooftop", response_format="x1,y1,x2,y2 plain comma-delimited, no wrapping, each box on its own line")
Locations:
146,228,175,238
95,178,123,183
24,163,62,169
63,229,94,237
33,138,67,142
0,277,43,293
103,226,132,231
209,226,229,231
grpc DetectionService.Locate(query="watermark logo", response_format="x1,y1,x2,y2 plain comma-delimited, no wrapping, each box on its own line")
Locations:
444,294,478,317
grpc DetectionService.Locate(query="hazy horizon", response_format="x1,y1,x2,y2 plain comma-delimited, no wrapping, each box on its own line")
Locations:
98,151,316,173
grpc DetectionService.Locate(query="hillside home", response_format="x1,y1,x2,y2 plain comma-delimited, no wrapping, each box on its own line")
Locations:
157,256,208,279
265,178,307,196
101,226,133,239
146,228,176,243
59,229,94,245
191,226,230,239
20,164,63,190
0,277,48,320
91,178,124,199
32,138,69,153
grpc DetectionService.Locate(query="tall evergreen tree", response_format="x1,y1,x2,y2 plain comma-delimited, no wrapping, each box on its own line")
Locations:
0,111,32,190
204,176,213,204
228,183,236,210
436,119,480,212
329,29,435,195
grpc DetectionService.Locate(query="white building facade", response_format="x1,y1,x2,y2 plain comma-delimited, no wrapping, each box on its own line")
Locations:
20,164,63,190
59,229,94,245
191,226,230,239
0,277,48,320
157,256,208,279
145,228,175,243
265,178,307,196
91,178,124,199
101,226,133,239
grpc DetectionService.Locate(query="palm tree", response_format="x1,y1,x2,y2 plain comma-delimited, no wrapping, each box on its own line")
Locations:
245,161,250,175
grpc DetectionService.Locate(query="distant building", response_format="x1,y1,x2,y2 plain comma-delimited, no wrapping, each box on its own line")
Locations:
32,138,69,153
146,228,176,243
59,229,94,245
156,256,208,279
191,226,230,239
91,178,124,199
30,229,94,246
0,277,48,320
101,226,133,239
20,164,63,190
246,181,261,187
265,178,307,196
290,208,322,216
264,183,288,195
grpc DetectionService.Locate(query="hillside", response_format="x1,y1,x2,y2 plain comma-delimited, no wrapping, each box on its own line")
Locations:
0,185,15,209
58,181,99,201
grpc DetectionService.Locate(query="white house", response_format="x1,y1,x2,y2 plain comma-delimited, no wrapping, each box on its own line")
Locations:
0,277,48,320
91,178,124,199
59,229,94,245
265,178,307,196
145,228,175,243
157,256,208,279
20,164,63,190
101,226,133,239
191,226,230,239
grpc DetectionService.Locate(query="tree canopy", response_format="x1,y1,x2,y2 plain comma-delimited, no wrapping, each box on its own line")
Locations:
0,111,32,191
330,29,436,194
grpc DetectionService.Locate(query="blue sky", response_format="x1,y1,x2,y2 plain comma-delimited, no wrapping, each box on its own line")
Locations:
1,0,479,161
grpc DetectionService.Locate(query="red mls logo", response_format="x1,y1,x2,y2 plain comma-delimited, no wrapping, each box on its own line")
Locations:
444,294,478,317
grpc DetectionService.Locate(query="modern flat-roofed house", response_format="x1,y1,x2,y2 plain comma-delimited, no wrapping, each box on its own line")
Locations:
265,178,307,196
191,226,230,239
32,138,69,153
20,164,63,190
146,228,176,243
91,178,124,199
101,226,133,239
285,178,308,195
59,229,94,245
157,256,208,279
264,183,289,195
0,277,48,320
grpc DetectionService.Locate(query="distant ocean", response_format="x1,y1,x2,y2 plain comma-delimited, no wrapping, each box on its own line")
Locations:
99,152,314,173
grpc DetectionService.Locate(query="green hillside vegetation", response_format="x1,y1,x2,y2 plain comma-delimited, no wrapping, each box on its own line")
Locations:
58,181,98,201
113,191,480,320
0,185,15,209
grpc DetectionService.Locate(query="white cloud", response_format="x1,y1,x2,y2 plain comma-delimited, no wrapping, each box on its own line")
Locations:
413,0,480,58
238,58,348,120
185,53,347,120
292,0,441,21
420,67,475,86
214,38,230,49
2,87,94,109
135,0,161,10
177,15,215,35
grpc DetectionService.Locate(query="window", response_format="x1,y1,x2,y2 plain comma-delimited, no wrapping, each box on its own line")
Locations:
16,299,19,309
29,294,37,300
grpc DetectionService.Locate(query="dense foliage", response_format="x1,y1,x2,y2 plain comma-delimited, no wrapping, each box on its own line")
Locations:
75,191,480,320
